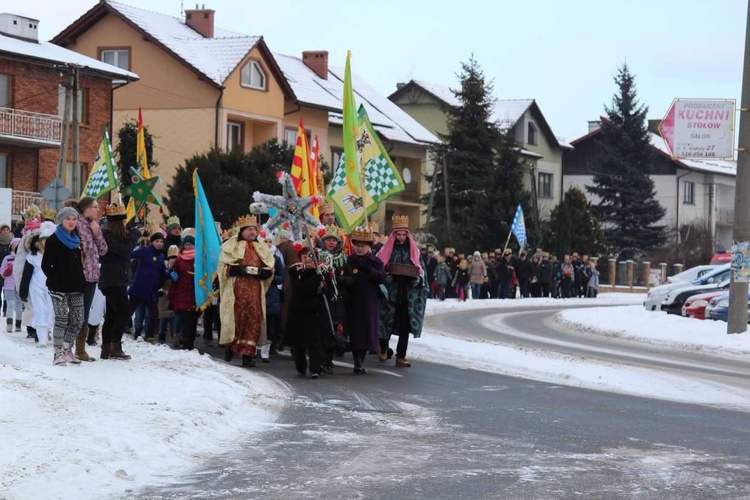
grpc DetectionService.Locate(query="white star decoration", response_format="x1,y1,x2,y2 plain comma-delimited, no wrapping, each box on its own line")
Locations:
253,171,322,242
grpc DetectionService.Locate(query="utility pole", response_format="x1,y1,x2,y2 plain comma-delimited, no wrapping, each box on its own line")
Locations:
57,68,73,199
72,65,80,197
728,1,750,334
425,151,439,235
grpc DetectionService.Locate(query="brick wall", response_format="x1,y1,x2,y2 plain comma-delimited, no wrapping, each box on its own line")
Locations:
0,58,112,192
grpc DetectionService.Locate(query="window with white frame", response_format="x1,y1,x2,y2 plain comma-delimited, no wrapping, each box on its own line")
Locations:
240,60,266,90
284,129,297,147
226,122,243,153
0,75,10,108
684,181,695,204
527,121,538,145
538,172,552,198
100,49,130,70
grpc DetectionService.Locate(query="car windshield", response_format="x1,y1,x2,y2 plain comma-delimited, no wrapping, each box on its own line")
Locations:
691,266,730,285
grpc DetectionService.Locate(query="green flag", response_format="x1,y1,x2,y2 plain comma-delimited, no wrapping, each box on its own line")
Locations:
81,129,118,199
342,51,361,197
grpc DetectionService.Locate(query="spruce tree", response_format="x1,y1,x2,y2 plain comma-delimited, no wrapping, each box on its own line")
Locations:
164,139,292,228
114,120,158,188
587,64,666,259
425,56,499,250
549,187,607,257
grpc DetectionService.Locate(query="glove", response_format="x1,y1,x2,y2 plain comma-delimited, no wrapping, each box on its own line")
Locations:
170,271,179,281
258,267,273,280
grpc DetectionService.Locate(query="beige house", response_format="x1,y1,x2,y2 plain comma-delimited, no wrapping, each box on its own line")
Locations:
52,0,437,230
389,80,571,220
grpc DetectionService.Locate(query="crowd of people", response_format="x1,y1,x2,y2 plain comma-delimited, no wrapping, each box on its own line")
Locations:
421,248,600,301
4,199,602,375
3,202,429,378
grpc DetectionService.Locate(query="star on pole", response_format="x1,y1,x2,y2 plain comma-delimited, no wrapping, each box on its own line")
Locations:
253,171,321,242
121,167,162,213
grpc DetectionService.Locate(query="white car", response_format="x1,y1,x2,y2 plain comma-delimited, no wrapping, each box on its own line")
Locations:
644,264,730,311
666,264,721,284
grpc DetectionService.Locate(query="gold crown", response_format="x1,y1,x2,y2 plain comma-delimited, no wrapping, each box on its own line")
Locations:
23,204,41,221
368,221,379,234
166,215,181,227
105,202,127,218
392,215,409,230
234,214,259,229
41,207,57,221
351,225,373,244
318,202,334,215
320,224,341,240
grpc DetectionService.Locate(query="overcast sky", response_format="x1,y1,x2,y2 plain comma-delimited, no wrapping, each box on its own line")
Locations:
14,0,748,142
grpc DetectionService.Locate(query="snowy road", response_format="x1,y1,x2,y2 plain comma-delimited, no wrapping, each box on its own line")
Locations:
433,306,750,395
137,304,750,499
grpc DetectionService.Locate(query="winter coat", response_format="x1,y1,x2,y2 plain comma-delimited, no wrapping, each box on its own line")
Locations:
435,262,452,285
265,254,285,317
454,268,470,287
77,217,108,283
284,264,326,350
1,254,15,291
515,257,532,281
469,258,487,285
538,259,554,285
99,229,140,291
588,266,600,289
379,242,428,340
345,252,386,351
21,253,54,330
129,244,168,302
494,257,514,282
561,262,574,281
42,232,85,293
167,255,196,311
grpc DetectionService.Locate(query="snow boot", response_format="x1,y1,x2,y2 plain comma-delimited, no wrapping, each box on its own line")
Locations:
110,342,131,360
53,347,67,366
100,342,111,360
86,324,99,346
15,319,21,332
75,326,95,361
6,318,12,332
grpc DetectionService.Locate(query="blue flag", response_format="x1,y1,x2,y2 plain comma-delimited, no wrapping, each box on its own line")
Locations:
193,171,222,310
510,204,527,249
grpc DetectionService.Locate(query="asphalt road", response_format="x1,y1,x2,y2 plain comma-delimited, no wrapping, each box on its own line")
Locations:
135,305,750,499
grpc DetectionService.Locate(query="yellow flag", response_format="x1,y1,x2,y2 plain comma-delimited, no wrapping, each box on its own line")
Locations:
137,107,150,179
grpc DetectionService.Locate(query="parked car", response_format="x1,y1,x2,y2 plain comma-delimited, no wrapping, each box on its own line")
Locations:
682,290,729,319
644,264,730,311
708,294,750,323
711,251,731,265
661,274,731,315
667,265,720,284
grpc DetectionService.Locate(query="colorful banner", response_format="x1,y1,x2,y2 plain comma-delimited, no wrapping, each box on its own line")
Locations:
193,170,222,309
81,128,118,199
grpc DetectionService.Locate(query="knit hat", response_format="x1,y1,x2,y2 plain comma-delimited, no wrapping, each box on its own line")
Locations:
182,235,195,246
55,206,80,225
166,215,181,233
167,245,179,259
150,232,165,243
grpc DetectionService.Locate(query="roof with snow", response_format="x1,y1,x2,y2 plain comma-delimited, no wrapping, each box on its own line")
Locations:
391,80,568,148
51,0,293,96
275,53,437,146
0,32,137,80
570,123,736,177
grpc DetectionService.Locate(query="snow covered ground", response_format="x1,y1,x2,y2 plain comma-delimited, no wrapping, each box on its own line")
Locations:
4,292,750,499
0,334,286,500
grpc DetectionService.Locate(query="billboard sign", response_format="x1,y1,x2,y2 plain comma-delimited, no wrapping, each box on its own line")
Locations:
658,99,736,159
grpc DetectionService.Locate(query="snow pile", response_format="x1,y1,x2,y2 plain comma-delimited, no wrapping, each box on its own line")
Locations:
0,334,286,499
558,304,750,357
425,292,644,313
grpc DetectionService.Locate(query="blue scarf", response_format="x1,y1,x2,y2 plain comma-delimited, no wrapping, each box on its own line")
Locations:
55,225,80,250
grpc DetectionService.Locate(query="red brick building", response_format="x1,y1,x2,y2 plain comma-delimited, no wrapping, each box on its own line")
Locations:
0,13,137,218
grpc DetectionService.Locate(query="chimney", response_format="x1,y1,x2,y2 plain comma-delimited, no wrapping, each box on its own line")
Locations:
185,5,215,38
0,13,39,43
588,120,601,133
302,51,328,80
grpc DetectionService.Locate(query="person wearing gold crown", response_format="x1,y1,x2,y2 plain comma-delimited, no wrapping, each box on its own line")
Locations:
344,225,386,374
319,202,353,256
99,202,142,360
318,224,349,372
376,214,428,367
217,214,275,367
164,215,182,254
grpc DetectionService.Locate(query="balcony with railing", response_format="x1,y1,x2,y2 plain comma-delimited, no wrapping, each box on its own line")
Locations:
11,190,47,219
0,108,63,147
716,207,734,226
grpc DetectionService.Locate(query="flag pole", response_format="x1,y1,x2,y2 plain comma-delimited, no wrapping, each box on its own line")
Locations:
502,230,513,255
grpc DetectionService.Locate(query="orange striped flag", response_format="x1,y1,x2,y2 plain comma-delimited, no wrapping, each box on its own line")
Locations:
289,119,310,195
308,134,321,219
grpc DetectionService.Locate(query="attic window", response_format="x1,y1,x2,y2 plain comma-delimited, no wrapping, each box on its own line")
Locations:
241,60,266,91
527,121,538,146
